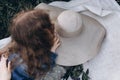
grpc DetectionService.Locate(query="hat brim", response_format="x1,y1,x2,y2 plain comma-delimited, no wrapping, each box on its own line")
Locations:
35,3,65,22
56,14,106,66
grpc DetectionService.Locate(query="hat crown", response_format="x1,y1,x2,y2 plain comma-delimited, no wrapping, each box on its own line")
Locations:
57,10,83,37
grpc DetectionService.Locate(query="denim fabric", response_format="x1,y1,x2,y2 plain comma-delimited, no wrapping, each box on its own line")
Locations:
9,52,57,80
11,65,33,80
50,52,58,67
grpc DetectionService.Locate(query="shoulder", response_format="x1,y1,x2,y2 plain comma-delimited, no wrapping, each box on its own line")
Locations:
8,53,33,80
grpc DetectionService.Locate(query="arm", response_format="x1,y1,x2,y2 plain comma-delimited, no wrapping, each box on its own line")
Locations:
51,35,60,53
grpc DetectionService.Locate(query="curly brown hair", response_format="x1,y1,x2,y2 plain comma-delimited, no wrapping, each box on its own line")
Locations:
9,9,55,78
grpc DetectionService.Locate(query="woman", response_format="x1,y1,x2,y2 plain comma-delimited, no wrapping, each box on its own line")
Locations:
0,9,65,80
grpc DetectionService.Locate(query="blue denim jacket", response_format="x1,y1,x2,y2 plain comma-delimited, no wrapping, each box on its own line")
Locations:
11,65,33,80
9,52,57,80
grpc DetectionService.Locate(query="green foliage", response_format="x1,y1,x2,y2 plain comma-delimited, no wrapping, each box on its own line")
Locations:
0,0,70,39
62,64,90,80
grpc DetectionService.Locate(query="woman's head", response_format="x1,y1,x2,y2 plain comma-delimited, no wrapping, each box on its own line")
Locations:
10,9,55,51
9,9,55,78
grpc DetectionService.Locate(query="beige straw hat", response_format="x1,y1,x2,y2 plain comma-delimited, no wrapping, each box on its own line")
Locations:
35,3,106,66
55,10,106,66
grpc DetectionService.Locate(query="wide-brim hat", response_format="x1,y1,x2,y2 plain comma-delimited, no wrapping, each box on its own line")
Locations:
35,3,106,66
55,10,106,66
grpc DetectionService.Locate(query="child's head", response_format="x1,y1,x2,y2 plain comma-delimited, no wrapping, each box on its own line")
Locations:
10,9,55,51
9,9,56,78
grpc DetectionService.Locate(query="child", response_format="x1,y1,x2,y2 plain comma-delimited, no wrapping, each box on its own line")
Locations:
0,9,65,80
